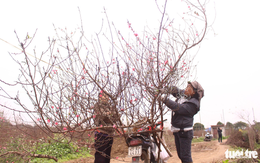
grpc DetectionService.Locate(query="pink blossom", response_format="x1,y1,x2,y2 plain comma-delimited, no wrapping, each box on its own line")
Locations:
55,122,58,125
164,60,168,65
100,125,103,127
116,157,119,159
52,70,57,74
47,119,50,123
76,115,79,118
63,127,67,131
93,115,96,118
88,134,90,137
134,33,138,37
51,106,54,109
132,68,135,71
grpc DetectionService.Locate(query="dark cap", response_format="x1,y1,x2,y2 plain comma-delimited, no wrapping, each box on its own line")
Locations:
188,81,204,100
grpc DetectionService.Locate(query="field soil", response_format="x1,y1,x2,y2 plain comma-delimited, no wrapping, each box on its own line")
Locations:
64,138,230,163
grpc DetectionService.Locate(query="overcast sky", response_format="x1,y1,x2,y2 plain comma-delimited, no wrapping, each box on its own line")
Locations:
1,0,260,128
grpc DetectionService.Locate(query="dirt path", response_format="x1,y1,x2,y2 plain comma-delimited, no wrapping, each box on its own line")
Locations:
189,140,229,163
168,139,230,163
65,139,230,163
110,139,229,163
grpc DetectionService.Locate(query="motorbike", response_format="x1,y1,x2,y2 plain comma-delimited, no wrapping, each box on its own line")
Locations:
126,120,169,163
204,132,213,141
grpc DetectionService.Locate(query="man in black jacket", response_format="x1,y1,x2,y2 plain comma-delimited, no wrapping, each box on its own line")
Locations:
217,127,222,143
159,81,204,163
93,92,119,163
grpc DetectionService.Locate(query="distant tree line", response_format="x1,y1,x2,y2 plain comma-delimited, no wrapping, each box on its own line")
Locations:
193,121,259,131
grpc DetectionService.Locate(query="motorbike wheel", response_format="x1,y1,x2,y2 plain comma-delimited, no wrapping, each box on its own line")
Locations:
131,150,149,163
140,150,149,163
150,151,164,163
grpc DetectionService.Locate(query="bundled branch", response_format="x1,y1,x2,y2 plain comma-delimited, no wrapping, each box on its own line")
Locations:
0,0,212,161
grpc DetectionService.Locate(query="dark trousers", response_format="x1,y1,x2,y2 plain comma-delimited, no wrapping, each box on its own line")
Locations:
94,132,113,163
173,130,193,163
218,134,222,142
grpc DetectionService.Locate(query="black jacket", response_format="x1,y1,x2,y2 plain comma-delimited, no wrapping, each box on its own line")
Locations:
217,128,222,135
163,89,200,129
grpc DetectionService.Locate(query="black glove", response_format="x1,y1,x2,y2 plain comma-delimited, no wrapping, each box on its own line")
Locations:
169,86,179,94
159,86,178,94
157,94,167,102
